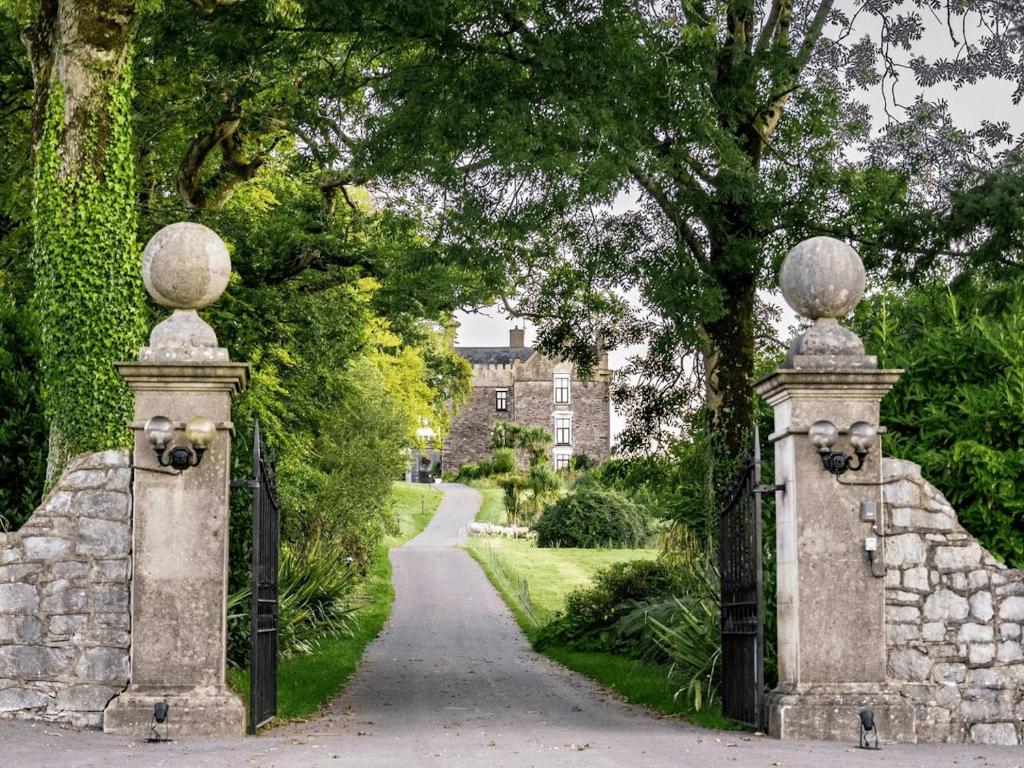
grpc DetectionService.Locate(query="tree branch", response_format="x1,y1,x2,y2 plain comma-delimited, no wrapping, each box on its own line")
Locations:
177,112,279,209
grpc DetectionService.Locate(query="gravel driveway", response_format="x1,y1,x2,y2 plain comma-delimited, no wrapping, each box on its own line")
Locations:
2,483,1022,767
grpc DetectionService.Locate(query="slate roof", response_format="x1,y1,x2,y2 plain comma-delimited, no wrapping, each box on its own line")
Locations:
455,346,535,365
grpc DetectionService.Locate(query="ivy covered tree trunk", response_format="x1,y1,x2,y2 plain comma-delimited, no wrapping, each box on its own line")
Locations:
24,0,144,481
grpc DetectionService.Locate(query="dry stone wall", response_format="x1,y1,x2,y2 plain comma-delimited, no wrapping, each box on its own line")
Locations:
0,450,131,728
883,457,1024,745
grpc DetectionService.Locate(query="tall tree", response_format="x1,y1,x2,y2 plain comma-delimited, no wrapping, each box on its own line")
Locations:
17,0,144,478
358,0,1024,460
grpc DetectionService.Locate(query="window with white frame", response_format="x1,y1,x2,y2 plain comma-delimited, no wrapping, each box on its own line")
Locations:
495,388,508,411
553,373,570,404
554,453,571,471
555,415,572,446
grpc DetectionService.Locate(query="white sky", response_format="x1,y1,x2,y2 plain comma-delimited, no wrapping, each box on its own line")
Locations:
455,9,1024,445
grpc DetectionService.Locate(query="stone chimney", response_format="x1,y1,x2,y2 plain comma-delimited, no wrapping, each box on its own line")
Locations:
509,327,525,348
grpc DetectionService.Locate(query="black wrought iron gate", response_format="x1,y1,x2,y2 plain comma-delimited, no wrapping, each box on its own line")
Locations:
719,427,769,729
237,420,279,733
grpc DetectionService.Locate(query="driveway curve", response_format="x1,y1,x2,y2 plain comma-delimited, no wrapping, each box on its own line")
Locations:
2,483,1022,766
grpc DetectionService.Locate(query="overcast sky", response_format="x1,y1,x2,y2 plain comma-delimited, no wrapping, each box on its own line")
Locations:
455,8,1024,443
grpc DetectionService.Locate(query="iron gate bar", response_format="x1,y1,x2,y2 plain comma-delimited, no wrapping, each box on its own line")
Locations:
236,420,279,734
719,426,766,729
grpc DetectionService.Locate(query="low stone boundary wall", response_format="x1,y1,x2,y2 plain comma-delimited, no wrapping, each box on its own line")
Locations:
883,457,1024,745
0,451,131,728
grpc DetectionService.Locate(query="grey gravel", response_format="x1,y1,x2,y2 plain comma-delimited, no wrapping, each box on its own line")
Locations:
2,483,1022,766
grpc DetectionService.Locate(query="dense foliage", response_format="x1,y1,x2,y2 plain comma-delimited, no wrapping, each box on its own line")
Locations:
360,0,1024,460
533,484,648,549
856,279,1024,567
0,296,45,531
32,73,144,478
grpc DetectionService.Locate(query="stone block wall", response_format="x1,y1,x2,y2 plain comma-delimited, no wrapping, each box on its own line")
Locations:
446,384,509,470
883,457,1024,745
514,379,611,462
0,450,131,728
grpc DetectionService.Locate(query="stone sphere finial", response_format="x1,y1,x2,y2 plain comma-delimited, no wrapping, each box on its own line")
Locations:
779,236,865,320
142,222,231,310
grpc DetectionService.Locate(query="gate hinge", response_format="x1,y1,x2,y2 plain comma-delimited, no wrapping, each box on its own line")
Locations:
753,483,785,495
230,478,259,490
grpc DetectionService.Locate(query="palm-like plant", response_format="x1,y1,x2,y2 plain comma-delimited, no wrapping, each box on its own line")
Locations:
227,535,359,666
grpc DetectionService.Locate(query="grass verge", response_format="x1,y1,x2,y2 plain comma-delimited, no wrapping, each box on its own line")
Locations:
228,481,443,726
467,479,506,524
466,534,735,729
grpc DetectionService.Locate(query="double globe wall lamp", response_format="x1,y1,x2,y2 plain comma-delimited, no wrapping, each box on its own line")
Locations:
143,415,217,472
807,420,878,476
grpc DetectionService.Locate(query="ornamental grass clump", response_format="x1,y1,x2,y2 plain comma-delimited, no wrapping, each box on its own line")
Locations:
227,536,358,666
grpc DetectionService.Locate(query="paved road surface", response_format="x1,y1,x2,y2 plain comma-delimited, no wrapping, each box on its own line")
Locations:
2,484,1022,766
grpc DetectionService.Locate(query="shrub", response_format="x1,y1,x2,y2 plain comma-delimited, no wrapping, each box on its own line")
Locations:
537,558,694,650
569,453,595,471
854,281,1024,566
457,462,479,480
227,536,358,665
533,485,647,548
477,458,493,476
491,447,516,473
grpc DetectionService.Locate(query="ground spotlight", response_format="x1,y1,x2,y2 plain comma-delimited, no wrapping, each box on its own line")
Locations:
148,700,171,743
858,708,879,750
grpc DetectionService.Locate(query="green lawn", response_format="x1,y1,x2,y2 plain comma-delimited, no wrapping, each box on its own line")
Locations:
467,536,656,627
468,479,506,524
229,481,443,728
466,534,735,730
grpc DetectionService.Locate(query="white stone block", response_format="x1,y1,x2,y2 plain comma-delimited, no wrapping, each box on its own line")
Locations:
970,592,994,622
997,640,1023,663
903,566,930,591
934,543,983,571
971,723,1018,745
887,534,928,566
958,623,994,642
924,589,969,621
969,643,996,665
889,648,932,681
1000,596,1024,621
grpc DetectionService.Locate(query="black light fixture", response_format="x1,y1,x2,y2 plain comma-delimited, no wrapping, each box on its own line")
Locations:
858,708,879,750
144,416,217,472
808,420,878,476
148,700,170,743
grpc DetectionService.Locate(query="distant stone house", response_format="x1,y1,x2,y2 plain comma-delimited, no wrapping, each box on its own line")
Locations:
444,328,612,472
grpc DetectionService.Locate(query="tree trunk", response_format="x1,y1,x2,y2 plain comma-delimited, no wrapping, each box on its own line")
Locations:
26,0,144,483
702,272,757,465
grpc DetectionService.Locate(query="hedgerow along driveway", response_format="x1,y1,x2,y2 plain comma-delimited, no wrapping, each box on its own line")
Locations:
2,483,1022,766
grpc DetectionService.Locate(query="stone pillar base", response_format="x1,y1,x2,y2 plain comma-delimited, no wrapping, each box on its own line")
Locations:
104,687,245,737
767,685,916,743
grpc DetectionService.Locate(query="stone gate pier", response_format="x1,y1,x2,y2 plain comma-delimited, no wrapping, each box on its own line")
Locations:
103,223,248,736
758,237,1024,745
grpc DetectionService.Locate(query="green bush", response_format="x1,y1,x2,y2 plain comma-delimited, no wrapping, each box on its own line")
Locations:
569,453,595,471
457,462,479,480
227,535,358,666
537,558,699,651
533,485,647,548
477,458,493,476
492,447,516,473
